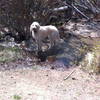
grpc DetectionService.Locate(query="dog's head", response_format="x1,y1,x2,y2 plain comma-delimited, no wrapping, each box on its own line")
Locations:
30,22,40,33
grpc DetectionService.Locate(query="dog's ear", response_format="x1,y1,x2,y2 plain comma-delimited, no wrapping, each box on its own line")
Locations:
35,23,40,30
30,27,32,33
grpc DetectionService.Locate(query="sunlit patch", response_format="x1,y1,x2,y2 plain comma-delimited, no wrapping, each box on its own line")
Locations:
86,52,94,66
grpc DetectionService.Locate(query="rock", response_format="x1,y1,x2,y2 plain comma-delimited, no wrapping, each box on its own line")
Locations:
47,56,56,62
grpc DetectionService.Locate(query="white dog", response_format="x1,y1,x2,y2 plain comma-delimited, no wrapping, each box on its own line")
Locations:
30,22,60,51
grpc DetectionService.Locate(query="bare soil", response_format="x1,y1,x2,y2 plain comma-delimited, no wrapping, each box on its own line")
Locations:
0,59,100,100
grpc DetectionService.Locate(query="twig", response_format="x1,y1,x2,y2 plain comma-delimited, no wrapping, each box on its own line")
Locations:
72,5,90,20
64,69,76,80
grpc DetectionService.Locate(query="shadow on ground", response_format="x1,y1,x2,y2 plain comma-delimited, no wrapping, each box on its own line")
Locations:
0,35,93,71
37,35,92,67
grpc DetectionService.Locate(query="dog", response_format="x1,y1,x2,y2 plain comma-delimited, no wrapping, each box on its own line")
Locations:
30,22,61,51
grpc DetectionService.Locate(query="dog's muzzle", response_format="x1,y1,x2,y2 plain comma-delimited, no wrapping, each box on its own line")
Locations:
33,28,37,33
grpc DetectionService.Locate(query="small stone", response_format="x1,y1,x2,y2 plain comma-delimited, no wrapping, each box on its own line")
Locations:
72,77,77,80
51,66,55,69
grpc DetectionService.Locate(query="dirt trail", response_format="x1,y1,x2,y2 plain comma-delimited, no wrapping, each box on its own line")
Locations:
0,63,100,100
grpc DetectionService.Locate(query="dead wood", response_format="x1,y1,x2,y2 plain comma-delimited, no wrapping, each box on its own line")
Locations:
64,69,76,80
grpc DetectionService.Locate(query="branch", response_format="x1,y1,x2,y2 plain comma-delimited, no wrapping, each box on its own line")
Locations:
72,5,90,20
64,69,76,80
50,4,90,20
50,6,68,12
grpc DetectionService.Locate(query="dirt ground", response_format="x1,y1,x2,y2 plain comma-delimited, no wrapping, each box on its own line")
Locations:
0,60,100,100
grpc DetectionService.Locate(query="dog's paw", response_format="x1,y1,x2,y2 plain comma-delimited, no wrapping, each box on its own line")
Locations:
59,39,64,43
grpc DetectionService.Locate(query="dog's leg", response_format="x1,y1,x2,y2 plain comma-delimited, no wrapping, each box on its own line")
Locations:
49,35,54,48
37,39,42,51
50,40,54,47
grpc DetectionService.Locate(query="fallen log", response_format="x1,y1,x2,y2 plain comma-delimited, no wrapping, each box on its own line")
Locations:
50,5,90,20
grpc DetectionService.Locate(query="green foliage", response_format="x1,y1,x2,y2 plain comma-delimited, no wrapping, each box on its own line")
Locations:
13,95,21,100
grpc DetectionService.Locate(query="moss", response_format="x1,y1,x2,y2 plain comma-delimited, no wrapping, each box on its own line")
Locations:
0,46,23,63
13,95,21,100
